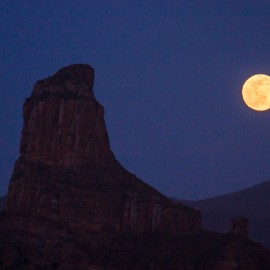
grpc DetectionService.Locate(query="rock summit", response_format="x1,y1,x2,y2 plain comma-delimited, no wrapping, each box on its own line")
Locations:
1,64,270,269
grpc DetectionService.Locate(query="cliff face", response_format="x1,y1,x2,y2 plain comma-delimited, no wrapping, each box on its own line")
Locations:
1,64,270,270
6,64,200,235
20,64,112,166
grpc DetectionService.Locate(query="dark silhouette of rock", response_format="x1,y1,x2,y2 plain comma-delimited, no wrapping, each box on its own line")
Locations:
176,180,270,248
1,64,270,269
20,64,111,166
0,195,6,211
229,217,249,238
6,64,200,235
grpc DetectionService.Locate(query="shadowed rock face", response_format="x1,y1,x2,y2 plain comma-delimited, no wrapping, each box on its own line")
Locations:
2,64,270,269
20,64,112,166
6,64,200,234
0,196,6,211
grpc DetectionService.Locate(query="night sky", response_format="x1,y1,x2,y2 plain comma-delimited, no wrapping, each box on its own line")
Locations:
1,1,270,200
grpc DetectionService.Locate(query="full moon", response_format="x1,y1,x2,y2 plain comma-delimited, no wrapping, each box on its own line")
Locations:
242,74,270,111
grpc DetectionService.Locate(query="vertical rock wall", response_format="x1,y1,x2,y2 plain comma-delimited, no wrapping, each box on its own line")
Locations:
20,64,113,166
2,64,270,270
6,64,201,235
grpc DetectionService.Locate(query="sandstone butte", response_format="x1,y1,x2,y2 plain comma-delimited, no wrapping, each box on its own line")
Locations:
0,64,270,270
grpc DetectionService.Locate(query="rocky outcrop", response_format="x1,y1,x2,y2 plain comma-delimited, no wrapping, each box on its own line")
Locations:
20,64,112,166
229,217,249,238
6,64,200,235
1,64,270,269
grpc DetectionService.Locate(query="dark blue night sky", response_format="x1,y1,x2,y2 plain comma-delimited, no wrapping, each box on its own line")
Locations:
1,1,270,199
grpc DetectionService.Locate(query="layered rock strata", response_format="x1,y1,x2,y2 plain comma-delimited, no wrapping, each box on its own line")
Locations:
1,64,270,269
6,64,200,234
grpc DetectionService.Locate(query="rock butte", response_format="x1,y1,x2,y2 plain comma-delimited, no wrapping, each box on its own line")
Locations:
1,64,270,269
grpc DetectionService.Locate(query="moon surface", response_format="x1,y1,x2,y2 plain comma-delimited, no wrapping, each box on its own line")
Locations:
242,74,270,111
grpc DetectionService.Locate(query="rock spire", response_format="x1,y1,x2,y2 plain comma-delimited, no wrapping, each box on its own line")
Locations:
7,64,200,234
20,64,113,166
2,64,269,269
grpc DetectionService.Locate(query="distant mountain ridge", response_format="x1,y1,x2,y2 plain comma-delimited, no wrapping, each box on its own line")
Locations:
175,180,270,248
